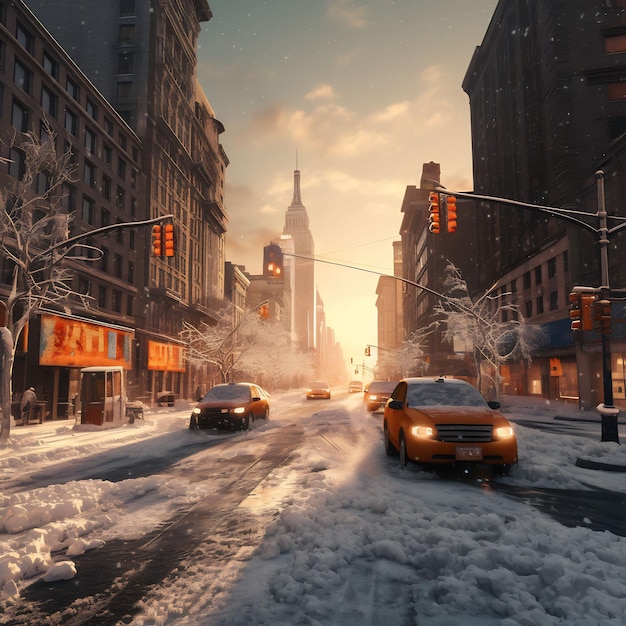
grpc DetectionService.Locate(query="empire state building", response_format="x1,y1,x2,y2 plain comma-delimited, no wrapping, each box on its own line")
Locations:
282,168,315,353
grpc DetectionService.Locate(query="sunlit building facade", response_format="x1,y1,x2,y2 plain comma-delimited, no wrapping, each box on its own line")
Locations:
28,0,229,401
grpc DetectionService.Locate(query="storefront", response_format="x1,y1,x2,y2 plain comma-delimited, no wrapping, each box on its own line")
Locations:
32,311,133,420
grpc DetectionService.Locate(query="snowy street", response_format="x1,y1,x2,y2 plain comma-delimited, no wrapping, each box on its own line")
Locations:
2,391,626,625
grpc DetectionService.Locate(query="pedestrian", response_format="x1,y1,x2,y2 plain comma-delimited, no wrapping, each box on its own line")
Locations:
20,387,38,424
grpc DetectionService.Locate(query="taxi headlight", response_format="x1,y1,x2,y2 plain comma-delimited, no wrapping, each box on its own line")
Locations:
233,406,246,414
192,407,201,415
410,425,434,438
496,426,514,438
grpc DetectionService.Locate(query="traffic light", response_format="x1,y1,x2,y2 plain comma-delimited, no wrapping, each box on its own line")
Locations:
264,243,284,278
164,223,175,257
580,294,596,331
428,192,440,234
569,292,581,332
594,299,612,335
152,225,163,257
259,303,269,319
365,346,371,356
446,196,457,233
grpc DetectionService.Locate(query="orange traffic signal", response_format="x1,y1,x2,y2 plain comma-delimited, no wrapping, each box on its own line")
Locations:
164,223,175,257
594,299,612,335
428,192,440,233
447,196,457,233
152,225,163,257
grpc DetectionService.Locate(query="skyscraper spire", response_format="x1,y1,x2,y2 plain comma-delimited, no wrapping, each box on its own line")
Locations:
291,153,303,207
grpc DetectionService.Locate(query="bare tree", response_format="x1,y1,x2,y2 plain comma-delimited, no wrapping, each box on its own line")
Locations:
377,328,432,379
434,262,543,399
0,125,78,442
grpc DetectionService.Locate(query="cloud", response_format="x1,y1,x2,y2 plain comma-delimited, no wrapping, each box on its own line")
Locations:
305,83,337,101
326,0,369,28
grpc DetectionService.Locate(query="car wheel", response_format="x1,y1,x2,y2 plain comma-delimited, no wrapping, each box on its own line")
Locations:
263,406,270,420
383,421,396,456
399,432,408,469
241,415,250,431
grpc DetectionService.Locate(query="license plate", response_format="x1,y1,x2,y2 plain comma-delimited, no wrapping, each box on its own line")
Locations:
455,446,483,461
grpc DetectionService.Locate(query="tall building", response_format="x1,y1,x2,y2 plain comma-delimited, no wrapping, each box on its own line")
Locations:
27,0,229,401
0,0,146,417
462,0,626,407
282,167,315,354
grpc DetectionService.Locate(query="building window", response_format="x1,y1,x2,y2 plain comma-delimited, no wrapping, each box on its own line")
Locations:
523,271,531,290
42,52,59,79
14,59,32,94
103,143,112,165
116,185,125,210
550,290,559,311
102,175,112,200
104,117,114,136
86,98,97,120
116,219,123,243
563,250,569,273
11,99,29,132
119,24,135,42
535,265,542,285
101,207,110,227
129,230,135,250
130,196,136,218
37,171,50,195
126,295,133,316
41,86,57,118
118,157,126,180
65,108,79,136
511,278,517,294
118,51,134,75
114,254,123,279
16,22,33,53
84,160,96,187
120,0,136,16
525,300,532,318
62,183,75,212
66,78,79,102
536,295,544,315
8,148,25,180
100,247,108,272
78,277,90,296
128,261,134,283
112,290,122,313
82,196,95,224
85,127,96,154
547,257,557,279
117,81,133,101
98,285,106,308
119,132,127,151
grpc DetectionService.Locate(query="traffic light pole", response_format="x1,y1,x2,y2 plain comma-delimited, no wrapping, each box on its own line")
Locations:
595,171,619,442
436,173,624,443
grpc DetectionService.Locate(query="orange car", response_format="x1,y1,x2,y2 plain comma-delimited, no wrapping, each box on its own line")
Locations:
383,377,517,475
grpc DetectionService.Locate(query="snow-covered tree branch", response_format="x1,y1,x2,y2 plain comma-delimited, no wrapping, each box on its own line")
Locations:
434,262,544,399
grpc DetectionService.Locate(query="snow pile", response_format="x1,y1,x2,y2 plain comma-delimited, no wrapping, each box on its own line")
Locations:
2,395,626,625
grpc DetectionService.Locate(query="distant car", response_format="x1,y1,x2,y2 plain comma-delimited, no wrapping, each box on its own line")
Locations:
189,382,269,431
383,377,518,475
348,380,363,393
306,381,331,399
364,380,398,412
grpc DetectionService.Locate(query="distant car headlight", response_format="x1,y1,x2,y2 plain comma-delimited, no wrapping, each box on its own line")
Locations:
496,426,515,438
233,406,246,414
369,395,378,401
192,407,201,415
410,425,434,438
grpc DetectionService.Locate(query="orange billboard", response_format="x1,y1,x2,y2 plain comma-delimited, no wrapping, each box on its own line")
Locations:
147,340,185,372
39,314,132,369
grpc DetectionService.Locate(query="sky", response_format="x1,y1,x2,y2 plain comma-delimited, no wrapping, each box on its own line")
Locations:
2,394,626,624
195,0,498,367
